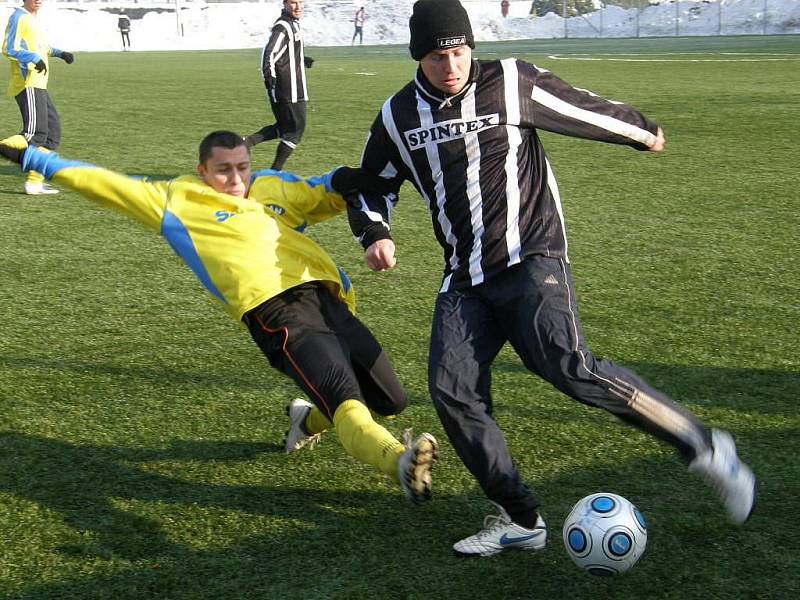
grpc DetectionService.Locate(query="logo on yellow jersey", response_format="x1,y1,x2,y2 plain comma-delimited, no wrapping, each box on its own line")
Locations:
215,210,237,222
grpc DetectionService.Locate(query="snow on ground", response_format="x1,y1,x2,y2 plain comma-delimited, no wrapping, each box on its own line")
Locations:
1,0,799,53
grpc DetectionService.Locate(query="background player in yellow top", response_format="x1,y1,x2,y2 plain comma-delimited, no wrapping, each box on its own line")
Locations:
2,0,74,195
0,131,438,505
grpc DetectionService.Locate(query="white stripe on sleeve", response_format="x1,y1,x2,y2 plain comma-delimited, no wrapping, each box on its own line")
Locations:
531,85,656,147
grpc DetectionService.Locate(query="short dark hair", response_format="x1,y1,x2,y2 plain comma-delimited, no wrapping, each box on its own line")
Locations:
198,130,247,164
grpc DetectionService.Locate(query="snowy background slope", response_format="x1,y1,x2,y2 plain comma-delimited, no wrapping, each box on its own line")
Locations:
1,0,799,52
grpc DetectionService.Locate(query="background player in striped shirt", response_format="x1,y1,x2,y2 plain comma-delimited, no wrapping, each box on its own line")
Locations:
348,0,755,557
2,0,74,195
244,0,314,171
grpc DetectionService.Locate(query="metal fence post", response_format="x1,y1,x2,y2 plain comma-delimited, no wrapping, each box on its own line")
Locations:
636,0,641,38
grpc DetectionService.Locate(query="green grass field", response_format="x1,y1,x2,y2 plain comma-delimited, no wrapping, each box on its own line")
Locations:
1,35,798,599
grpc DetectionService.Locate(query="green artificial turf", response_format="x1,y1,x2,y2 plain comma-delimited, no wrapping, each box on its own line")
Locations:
0,35,797,599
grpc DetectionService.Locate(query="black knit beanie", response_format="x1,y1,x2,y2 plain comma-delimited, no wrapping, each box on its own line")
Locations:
409,0,475,61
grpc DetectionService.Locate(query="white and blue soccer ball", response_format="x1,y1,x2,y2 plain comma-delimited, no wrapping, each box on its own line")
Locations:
562,492,647,576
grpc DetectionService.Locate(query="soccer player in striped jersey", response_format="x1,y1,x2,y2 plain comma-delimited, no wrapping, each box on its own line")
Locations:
244,0,313,171
0,131,438,505
2,0,74,195
348,0,756,556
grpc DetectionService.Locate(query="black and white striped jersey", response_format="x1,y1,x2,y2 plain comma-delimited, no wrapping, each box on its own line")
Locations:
260,9,308,103
348,59,659,292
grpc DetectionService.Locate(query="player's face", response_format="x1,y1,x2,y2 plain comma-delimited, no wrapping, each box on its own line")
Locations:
284,0,304,20
23,0,44,14
197,145,251,198
419,45,473,96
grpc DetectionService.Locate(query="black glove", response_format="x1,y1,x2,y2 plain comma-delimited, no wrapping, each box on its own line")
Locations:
34,59,47,74
0,142,23,164
331,166,395,197
304,56,314,69
60,51,74,64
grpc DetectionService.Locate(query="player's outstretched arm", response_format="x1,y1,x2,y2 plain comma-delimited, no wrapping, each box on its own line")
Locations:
0,136,166,230
51,48,75,64
524,63,660,150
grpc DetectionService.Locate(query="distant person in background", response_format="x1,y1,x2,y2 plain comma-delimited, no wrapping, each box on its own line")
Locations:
2,0,74,195
118,12,131,51
244,0,314,171
501,0,510,18
352,6,365,45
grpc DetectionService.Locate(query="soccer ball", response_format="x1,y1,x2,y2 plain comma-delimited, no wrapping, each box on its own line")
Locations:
562,492,647,576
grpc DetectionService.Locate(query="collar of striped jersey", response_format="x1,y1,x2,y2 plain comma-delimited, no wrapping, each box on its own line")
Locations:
414,59,481,110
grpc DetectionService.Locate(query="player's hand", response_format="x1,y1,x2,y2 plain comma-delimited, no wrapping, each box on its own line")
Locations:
34,59,47,74
60,51,74,64
304,56,314,68
365,239,396,272
0,134,28,164
649,127,665,153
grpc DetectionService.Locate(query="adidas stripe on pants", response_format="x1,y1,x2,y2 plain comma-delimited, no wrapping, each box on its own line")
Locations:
14,87,61,150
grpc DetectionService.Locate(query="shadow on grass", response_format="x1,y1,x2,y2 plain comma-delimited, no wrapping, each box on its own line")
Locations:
1,419,797,598
0,431,462,598
0,164,23,176
0,354,271,393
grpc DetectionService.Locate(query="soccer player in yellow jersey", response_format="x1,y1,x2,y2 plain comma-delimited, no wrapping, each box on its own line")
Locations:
0,131,438,503
2,0,74,195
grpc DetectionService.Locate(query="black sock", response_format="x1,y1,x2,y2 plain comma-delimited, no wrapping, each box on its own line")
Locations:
271,141,294,170
509,510,540,529
245,125,279,148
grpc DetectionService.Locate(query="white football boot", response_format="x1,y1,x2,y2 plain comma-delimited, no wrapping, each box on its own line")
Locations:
24,182,59,195
397,429,438,503
453,502,547,557
283,398,322,453
688,429,756,524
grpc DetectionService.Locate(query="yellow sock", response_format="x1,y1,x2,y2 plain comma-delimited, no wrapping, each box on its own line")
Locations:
25,147,52,185
26,170,44,185
304,406,332,435
369,408,396,421
333,399,404,478
0,134,28,150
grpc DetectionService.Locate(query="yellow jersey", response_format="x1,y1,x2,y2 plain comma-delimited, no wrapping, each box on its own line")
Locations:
3,7,64,96
22,146,357,320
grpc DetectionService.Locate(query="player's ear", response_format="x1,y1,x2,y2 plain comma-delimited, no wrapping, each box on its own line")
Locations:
197,162,213,187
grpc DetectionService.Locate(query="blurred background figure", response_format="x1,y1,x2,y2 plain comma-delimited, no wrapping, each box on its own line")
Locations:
244,0,311,171
352,6,365,45
118,12,131,51
2,0,75,195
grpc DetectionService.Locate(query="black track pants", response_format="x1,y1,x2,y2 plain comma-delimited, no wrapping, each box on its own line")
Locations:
428,255,712,518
